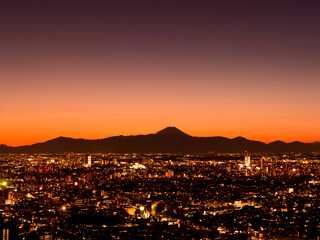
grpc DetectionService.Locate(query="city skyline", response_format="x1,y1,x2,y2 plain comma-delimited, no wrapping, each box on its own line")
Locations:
1,1,320,146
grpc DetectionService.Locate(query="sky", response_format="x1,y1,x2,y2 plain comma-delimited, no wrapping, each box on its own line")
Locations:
1,1,320,146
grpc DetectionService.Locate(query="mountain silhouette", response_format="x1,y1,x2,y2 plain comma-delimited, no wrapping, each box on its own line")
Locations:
156,127,190,136
0,127,319,153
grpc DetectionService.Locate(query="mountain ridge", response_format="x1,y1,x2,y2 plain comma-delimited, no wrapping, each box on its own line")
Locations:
156,127,191,137
0,127,319,153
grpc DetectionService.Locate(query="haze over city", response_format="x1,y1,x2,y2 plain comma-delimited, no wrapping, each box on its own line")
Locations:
1,0,320,146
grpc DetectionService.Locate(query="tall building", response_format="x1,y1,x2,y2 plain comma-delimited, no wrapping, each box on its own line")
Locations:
261,157,265,171
2,229,9,240
85,155,92,167
244,152,251,167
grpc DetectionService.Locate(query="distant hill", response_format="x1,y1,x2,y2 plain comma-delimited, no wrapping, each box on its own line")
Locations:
0,127,319,153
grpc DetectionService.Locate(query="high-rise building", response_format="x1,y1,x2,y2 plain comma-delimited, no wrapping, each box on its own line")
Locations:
261,157,265,171
244,152,251,167
85,155,92,167
2,229,9,240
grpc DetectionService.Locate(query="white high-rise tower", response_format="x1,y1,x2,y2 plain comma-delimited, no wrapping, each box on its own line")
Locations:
85,155,92,167
245,152,250,167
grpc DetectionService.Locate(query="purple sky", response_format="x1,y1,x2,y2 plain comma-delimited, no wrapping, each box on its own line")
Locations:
1,1,320,145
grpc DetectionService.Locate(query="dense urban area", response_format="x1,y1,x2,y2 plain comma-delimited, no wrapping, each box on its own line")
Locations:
0,152,319,240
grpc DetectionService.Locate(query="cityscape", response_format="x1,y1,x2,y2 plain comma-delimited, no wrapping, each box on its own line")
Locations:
0,151,319,239
1,1,320,239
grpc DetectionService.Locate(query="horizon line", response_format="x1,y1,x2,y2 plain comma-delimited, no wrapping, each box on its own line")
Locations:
1,126,319,147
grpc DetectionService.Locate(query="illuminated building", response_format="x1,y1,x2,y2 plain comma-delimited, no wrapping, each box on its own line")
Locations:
165,170,174,178
2,229,9,240
40,235,53,240
261,157,265,171
85,154,92,167
245,152,250,167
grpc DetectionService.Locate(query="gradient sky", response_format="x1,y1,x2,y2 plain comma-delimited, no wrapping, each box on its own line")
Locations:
1,1,320,146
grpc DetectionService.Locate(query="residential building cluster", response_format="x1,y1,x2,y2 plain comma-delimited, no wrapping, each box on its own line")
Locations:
0,152,319,239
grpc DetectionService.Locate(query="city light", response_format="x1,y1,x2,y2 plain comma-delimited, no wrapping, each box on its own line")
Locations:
0,152,319,238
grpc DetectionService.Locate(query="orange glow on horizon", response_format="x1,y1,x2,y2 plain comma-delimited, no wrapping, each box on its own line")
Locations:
1,1,320,148
2,122,319,147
